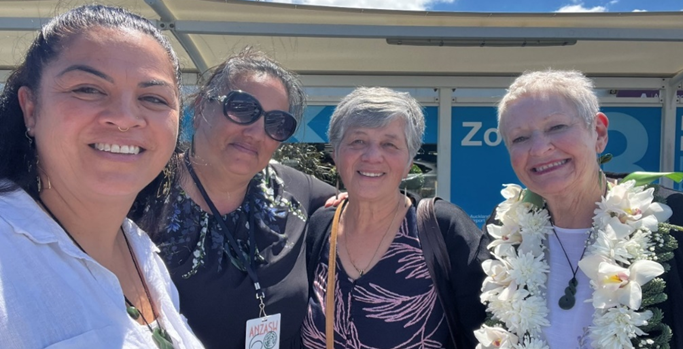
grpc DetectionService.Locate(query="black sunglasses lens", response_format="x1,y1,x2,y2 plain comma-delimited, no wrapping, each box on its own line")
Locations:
264,112,297,141
223,92,261,124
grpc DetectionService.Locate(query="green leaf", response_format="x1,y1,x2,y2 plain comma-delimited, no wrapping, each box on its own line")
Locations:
620,172,683,187
641,278,666,298
521,190,544,209
641,291,667,308
640,307,663,332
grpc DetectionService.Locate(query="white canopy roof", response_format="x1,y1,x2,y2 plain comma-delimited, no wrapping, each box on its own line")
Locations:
1,0,683,80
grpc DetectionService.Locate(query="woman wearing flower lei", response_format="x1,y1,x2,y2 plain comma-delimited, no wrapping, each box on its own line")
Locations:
475,69,683,349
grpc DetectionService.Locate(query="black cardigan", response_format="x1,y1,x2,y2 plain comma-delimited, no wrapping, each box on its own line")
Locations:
306,195,491,349
653,184,683,349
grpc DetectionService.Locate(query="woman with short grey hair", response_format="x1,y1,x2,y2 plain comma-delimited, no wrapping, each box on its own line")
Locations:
497,69,600,143
476,69,683,349
328,87,425,159
303,87,490,348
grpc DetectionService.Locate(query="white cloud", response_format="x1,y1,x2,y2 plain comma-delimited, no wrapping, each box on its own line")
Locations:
632,9,647,12
264,0,454,11
608,0,618,4
556,3,607,12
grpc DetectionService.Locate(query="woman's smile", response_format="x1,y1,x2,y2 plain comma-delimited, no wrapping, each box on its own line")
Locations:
531,159,569,173
92,143,142,155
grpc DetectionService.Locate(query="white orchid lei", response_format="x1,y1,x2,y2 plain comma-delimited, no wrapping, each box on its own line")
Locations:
475,173,682,349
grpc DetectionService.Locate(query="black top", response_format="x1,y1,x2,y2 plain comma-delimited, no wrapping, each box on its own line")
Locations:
651,184,683,349
302,207,450,348
306,196,491,349
143,163,335,349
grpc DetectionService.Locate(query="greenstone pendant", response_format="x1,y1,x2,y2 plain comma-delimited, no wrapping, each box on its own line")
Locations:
558,277,578,310
126,306,140,320
153,327,175,349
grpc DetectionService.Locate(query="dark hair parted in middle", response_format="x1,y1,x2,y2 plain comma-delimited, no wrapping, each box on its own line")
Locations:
0,4,181,199
192,46,306,127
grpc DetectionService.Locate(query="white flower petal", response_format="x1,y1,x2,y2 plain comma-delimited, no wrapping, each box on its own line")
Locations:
645,202,673,225
578,254,609,281
629,260,664,286
474,325,518,348
618,281,642,310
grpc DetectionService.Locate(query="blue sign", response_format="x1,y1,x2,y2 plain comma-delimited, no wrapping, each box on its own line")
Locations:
290,106,335,143
291,105,438,144
423,107,438,144
451,107,516,227
676,108,683,191
451,106,662,228
601,107,661,174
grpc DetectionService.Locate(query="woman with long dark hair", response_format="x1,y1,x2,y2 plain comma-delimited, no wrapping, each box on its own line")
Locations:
0,5,202,348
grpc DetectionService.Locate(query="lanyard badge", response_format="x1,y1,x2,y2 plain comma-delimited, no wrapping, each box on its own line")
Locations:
185,155,281,349
246,312,281,349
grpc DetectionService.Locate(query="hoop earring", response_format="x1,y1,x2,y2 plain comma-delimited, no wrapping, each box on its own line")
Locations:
36,158,51,192
403,183,408,207
156,164,173,198
25,128,33,147
37,176,52,192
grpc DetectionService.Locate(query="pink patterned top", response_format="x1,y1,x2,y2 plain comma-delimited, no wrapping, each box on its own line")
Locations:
302,211,449,348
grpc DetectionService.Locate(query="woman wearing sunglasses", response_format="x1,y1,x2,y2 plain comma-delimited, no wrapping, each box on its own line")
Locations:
132,47,336,349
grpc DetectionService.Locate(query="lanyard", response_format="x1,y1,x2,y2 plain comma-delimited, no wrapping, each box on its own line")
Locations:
184,155,267,314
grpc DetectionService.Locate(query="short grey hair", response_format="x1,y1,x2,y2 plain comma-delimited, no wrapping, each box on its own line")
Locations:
328,87,425,159
498,69,600,144
194,46,305,125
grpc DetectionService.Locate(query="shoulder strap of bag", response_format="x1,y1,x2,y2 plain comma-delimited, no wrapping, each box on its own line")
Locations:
417,197,452,279
417,197,457,348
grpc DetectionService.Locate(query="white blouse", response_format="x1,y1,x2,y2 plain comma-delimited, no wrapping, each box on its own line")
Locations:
0,187,204,348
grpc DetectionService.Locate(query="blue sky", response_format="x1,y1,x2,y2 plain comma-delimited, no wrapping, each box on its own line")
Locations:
256,0,682,12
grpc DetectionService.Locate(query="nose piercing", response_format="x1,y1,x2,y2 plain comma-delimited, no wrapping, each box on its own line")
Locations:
118,126,130,132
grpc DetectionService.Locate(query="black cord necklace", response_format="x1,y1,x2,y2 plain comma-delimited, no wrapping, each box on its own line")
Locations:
36,197,174,349
551,226,590,310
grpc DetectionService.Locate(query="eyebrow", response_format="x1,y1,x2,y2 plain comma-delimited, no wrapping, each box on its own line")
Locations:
139,79,174,89
348,130,401,139
57,65,174,89
58,64,113,82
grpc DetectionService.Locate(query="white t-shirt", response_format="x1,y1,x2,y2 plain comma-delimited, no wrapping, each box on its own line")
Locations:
544,226,594,349
0,187,204,348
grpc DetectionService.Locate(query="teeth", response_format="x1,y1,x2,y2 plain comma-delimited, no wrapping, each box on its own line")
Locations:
535,160,566,172
359,171,383,177
94,143,140,155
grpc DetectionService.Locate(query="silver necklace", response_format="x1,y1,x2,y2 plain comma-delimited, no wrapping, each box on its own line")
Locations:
342,199,402,277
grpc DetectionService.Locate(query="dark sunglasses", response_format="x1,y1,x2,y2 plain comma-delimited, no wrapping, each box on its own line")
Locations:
209,90,298,142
